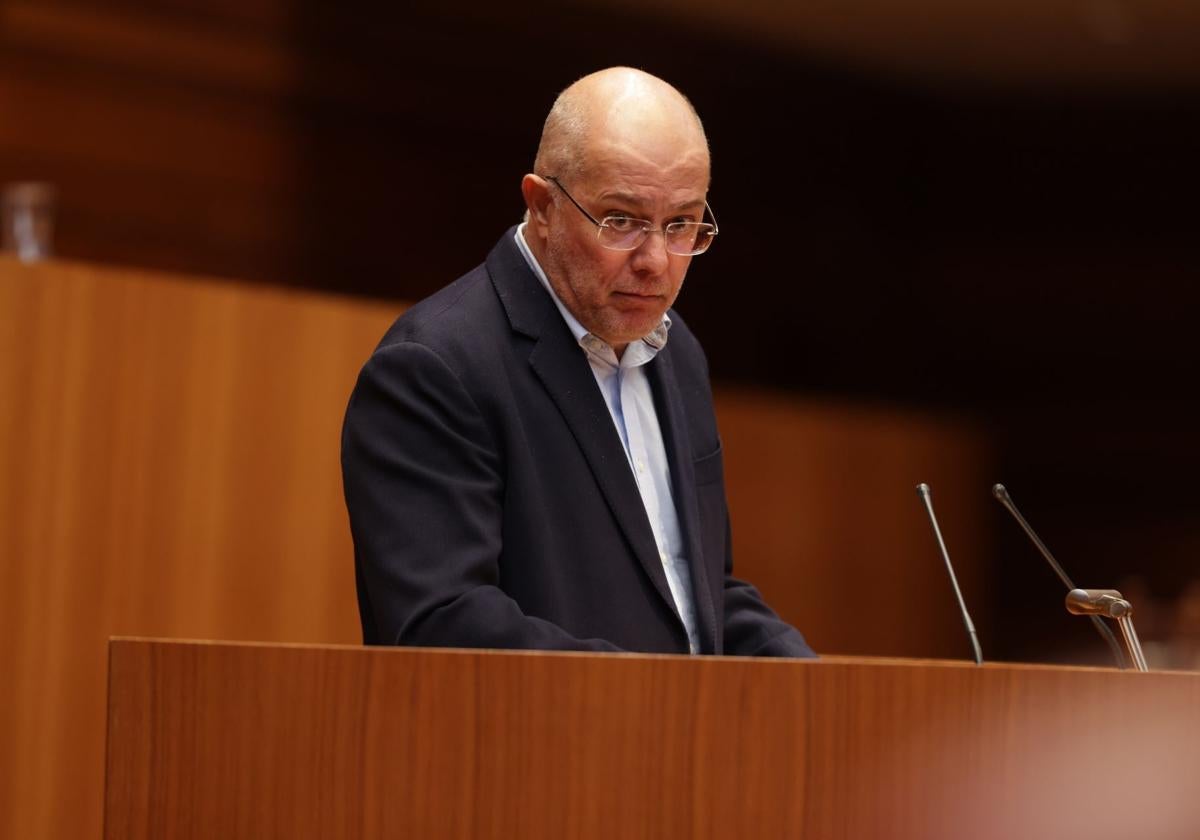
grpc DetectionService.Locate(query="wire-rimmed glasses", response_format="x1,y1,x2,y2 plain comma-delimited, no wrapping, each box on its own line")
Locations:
544,175,718,256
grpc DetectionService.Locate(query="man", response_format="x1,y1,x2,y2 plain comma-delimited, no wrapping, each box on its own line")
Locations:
342,67,814,657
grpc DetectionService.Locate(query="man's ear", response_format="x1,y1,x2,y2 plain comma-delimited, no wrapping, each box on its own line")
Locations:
521,174,552,228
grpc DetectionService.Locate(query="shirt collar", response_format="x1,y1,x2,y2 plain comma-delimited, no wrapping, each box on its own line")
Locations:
514,223,670,367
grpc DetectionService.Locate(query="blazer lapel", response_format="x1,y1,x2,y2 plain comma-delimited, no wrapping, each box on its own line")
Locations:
647,348,719,654
486,233,679,617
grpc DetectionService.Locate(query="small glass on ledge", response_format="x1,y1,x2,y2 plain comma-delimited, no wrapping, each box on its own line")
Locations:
2,181,58,262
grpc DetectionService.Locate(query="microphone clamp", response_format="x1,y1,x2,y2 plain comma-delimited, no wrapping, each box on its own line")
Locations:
1065,589,1132,619
1065,589,1148,671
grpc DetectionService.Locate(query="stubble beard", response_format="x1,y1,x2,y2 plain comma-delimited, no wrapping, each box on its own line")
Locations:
543,230,669,348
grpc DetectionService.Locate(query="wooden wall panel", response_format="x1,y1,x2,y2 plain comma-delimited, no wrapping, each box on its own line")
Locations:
0,257,400,840
716,390,992,658
1,256,990,840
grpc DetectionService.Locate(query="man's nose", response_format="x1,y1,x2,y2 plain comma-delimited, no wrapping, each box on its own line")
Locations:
630,229,670,273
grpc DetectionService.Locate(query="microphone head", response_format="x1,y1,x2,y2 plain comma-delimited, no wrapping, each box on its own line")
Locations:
992,483,1009,502
916,482,931,497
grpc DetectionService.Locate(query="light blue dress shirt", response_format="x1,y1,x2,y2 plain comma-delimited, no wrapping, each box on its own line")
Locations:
515,225,701,653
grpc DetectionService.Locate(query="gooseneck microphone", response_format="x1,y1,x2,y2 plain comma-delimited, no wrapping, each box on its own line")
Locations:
916,483,983,665
991,483,1127,669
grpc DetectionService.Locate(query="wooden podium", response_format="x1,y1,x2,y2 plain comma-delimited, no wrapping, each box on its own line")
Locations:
104,639,1200,840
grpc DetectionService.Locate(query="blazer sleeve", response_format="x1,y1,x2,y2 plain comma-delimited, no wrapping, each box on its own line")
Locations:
342,339,622,652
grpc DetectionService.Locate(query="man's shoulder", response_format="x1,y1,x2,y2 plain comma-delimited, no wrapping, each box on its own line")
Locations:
379,261,497,352
375,229,531,357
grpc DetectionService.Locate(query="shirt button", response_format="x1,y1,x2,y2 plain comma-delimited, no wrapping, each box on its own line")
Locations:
637,460,646,472
659,551,667,562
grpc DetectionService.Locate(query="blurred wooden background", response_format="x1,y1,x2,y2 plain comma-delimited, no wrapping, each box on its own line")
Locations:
2,3,1195,666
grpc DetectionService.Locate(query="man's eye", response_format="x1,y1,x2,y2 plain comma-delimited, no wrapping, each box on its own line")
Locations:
605,216,638,232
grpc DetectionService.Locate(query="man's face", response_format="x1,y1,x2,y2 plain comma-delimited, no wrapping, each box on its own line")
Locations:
539,140,710,354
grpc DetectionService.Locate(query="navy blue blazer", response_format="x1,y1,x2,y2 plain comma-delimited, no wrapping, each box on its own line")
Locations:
342,228,814,657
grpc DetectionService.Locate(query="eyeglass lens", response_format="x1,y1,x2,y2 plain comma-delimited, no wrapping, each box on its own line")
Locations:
598,221,714,255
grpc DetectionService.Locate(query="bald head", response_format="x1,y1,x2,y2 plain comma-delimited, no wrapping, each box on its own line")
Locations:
520,68,714,356
533,67,710,186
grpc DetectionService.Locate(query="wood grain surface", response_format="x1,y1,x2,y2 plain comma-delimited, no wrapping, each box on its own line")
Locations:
0,257,400,840
106,639,1200,840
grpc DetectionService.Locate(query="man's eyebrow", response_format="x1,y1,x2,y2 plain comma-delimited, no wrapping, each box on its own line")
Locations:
596,191,706,213
595,190,643,207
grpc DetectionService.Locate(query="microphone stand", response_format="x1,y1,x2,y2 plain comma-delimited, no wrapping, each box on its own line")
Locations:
916,484,984,665
992,485,1129,670
1117,616,1149,672
1065,589,1150,672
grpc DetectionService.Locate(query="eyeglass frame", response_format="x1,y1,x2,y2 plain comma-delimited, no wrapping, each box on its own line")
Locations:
542,175,719,256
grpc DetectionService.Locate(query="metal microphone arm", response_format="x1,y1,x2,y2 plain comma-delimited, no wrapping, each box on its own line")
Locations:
992,484,1128,670
992,484,1075,590
916,483,983,665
